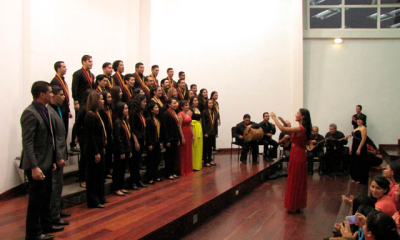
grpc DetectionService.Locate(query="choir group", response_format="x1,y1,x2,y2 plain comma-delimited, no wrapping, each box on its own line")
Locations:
20,55,221,239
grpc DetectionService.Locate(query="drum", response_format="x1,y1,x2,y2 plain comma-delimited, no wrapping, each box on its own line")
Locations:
243,128,263,142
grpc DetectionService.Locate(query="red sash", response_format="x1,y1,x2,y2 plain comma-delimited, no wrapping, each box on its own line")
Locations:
167,109,179,125
135,72,150,95
81,67,93,88
114,72,124,86
120,118,131,146
178,87,186,100
55,74,70,105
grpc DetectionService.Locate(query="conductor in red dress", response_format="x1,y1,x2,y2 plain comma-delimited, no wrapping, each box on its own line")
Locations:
270,109,312,213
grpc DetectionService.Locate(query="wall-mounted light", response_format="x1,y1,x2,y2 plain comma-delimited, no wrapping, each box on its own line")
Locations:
334,38,343,44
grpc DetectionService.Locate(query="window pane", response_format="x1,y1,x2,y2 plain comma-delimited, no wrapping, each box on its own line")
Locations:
345,0,377,4
310,8,342,28
309,0,341,5
345,8,377,28
380,8,400,28
381,0,400,5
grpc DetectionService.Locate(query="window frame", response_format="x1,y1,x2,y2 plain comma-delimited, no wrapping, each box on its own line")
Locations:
304,0,400,38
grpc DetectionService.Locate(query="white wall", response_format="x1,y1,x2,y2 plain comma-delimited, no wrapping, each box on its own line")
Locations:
0,0,140,195
304,39,400,146
149,0,304,148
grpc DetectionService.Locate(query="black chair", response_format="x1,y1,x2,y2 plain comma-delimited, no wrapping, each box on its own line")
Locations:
230,127,242,160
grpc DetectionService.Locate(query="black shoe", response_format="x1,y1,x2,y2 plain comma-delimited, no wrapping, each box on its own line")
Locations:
268,171,280,180
60,211,71,218
137,181,148,188
52,218,69,225
88,204,105,208
26,234,55,240
43,225,65,233
101,199,110,203
131,184,140,190
156,178,163,182
240,160,247,164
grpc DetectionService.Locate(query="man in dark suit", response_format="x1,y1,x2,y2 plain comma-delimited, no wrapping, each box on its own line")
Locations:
50,61,72,138
49,85,70,226
20,81,66,240
259,112,278,162
70,55,94,151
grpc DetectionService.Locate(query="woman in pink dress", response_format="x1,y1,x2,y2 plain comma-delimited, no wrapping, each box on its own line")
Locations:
178,100,194,176
270,109,312,213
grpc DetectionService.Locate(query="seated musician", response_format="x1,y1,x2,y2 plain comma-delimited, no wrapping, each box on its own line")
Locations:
233,114,259,164
259,112,278,162
322,123,349,174
306,126,324,175
278,120,292,159
366,136,383,167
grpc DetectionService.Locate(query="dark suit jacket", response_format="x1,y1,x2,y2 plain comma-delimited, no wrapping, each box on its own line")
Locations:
113,119,132,154
49,105,68,161
130,112,146,140
72,68,94,104
202,109,218,135
112,73,124,87
146,117,163,146
161,110,181,144
20,102,64,171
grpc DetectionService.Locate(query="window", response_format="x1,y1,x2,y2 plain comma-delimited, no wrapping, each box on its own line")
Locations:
307,0,400,29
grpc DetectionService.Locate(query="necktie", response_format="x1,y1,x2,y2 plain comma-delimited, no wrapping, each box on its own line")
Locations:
57,107,63,120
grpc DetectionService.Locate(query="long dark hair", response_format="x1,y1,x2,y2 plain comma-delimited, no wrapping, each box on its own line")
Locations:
210,91,217,100
146,101,159,120
366,211,399,240
150,86,161,98
129,94,146,115
198,88,208,103
189,96,199,108
300,108,312,141
86,91,101,112
114,102,127,120
101,91,111,110
111,86,121,104
372,175,391,195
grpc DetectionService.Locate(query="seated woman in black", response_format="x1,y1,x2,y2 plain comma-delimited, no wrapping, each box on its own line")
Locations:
112,102,132,197
128,95,148,190
84,91,107,208
100,91,113,179
198,88,208,113
202,99,218,167
161,98,181,180
145,101,163,184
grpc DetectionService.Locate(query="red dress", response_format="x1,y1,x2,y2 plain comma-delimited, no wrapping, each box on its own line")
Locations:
284,126,308,211
178,112,193,176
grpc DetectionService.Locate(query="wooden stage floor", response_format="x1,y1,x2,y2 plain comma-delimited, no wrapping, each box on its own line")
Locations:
0,154,281,240
183,167,361,240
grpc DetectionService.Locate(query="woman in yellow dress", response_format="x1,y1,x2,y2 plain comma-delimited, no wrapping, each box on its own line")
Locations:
189,96,203,171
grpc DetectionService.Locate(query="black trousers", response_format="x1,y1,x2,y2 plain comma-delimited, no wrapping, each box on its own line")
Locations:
165,140,178,177
70,109,78,148
239,140,259,162
26,168,53,238
307,150,324,172
78,138,86,182
260,138,278,159
112,151,128,191
324,149,349,173
146,143,161,181
105,140,113,176
204,135,216,164
130,138,143,185
86,151,105,207
50,166,64,221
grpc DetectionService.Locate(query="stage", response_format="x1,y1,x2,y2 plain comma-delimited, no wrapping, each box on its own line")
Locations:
0,154,281,240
